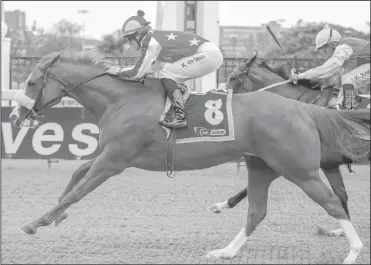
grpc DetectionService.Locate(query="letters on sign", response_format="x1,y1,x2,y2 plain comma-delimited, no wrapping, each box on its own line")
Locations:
1,107,100,159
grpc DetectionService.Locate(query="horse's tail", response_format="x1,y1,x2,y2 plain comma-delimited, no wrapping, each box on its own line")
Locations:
302,105,370,162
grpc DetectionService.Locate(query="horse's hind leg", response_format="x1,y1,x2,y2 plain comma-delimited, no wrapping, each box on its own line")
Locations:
207,187,247,214
208,165,350,239
54,159,95,226
285,170,362,264
206,157,279,259
317,166,349,237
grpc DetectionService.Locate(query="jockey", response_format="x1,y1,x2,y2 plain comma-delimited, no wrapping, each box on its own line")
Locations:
107,10,224,128
290,25,370,109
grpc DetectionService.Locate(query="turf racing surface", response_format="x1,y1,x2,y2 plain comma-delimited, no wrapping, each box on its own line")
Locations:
2,159,370,264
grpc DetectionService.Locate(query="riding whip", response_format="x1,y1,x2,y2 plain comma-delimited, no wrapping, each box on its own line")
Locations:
266,25,293,70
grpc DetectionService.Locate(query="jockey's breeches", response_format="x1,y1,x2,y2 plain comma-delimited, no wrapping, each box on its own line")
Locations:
158,42,223,82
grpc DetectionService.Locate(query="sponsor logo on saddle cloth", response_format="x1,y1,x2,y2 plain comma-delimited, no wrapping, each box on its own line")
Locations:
158,89,235,144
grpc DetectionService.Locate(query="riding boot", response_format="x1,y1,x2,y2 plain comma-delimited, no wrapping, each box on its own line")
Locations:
159,78,188,129
343,84,356,110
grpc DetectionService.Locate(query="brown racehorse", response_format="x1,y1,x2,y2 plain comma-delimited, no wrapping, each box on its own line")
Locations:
9,48,370,264
208,54,370,243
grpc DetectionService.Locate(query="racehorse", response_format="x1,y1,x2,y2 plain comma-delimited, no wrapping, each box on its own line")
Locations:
9,48,370,264
208,54,371,242
229,53,369,108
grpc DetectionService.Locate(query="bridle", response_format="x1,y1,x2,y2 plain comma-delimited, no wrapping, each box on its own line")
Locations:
27,54,144,121
31,55,68,116
30,55,108,116
231,64,253,94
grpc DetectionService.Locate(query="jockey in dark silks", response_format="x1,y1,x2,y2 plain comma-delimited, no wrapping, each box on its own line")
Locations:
107,10,224,128
290,25,370,110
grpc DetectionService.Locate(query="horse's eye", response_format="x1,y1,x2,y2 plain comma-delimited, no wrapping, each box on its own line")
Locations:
28,81,35,86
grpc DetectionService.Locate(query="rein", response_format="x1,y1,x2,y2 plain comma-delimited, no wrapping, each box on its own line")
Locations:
257,80,291,92
233,62,324,105
254,78,323,104
33,70,109,114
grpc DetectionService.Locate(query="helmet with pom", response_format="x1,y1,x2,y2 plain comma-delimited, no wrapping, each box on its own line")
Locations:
315,24,342,51
121,10,151,38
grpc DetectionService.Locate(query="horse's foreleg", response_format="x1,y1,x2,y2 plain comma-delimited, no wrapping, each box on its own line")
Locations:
206,157,278,259
317,166,348,237
20,150,126,235
55,159,95,227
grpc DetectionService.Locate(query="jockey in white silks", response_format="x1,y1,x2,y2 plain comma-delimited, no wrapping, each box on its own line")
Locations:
290,25,370,109
106,10,224,129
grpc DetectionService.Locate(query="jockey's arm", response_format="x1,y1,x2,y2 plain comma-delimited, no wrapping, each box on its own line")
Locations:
298,44,353,80
118,38,162,79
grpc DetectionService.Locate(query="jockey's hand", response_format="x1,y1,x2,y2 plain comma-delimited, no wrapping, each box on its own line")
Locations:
289,72,300,85
107,66,121,75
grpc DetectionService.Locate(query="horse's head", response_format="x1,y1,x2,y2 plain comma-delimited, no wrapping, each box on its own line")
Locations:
227,52,287,94
9,48,113,128
9,52,68,128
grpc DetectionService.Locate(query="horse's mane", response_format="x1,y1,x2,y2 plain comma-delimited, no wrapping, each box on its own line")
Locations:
257,59,320,89
38,48,116,69
258,60,290,79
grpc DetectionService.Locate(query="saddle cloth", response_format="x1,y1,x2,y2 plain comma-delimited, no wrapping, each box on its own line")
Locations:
158,87,235,144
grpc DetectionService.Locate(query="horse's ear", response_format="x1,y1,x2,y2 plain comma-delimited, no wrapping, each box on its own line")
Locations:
254,50,259,58
250,51,258,64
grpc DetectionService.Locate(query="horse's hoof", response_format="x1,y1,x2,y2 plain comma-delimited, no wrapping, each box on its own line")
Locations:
19,224,37,235
207,204,222,214
328,228,345,237
55,212,68,227
206,249,235,259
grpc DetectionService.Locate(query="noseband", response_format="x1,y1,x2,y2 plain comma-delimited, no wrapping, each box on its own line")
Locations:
231,65,252,94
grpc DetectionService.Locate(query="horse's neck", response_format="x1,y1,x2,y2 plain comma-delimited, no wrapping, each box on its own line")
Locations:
256,67,331,105
65,75,115,119
269,83,312,98
260,74,319,102
64,66,164,122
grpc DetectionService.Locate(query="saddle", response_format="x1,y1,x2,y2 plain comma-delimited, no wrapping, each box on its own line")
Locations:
157,83,233,178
